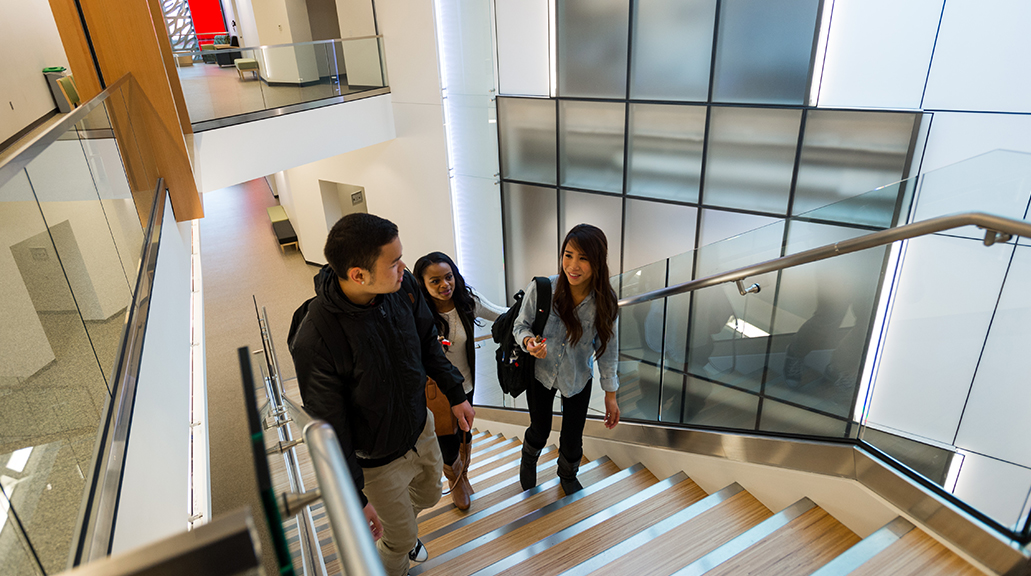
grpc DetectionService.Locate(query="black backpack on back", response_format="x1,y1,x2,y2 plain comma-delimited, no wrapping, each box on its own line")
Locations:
491,277,551,398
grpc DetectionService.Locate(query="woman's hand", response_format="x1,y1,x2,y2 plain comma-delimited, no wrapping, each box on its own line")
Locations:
524,335,547,359
363,503,383,540
604,391,620,429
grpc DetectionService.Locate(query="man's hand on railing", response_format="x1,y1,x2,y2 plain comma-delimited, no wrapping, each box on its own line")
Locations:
452,400,475,432
363,503,383,541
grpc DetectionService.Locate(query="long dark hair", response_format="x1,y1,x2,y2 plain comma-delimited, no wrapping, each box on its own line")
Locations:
553,224,618,358
413,252,478,339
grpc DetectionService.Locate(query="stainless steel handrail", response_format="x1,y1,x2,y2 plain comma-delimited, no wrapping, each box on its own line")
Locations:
618,212,1031,308
0,74,133,189
304,422,387,576
189,35,383,54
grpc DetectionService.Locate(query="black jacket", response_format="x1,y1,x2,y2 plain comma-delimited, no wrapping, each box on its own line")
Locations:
288,266,465,505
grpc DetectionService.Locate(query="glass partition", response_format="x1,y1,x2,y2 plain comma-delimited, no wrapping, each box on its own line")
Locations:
481,149,1031,539
0,77,153,573
176,37,389,126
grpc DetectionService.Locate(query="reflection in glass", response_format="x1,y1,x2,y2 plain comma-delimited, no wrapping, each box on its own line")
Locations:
768,221,886,419
711,0,820,104
0,484,44,576
759,398,848,437
703,106,801,214
683,374,759,429
558,0,630,98
502,183,558,300
559,190,623,274
627,104,706,203
630,0,717,101
559,100,626,193
617,260,667,421
793,110,918,224
498,97,557,185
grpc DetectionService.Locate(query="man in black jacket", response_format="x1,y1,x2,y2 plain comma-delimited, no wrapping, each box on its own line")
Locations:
289,213,474,576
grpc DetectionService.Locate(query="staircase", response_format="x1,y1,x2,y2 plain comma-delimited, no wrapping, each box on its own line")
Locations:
409,430,984,576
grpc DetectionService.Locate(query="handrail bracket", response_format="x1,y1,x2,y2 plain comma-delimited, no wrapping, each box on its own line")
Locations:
736,279,761,296
980,227,1013,246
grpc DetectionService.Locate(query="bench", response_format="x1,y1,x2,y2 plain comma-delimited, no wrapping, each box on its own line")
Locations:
267,206,298,252
235,58,259,80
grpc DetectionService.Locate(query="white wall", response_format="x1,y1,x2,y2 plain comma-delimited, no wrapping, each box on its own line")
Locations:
111,197,193,554
0,0,70,144
191,93,396,193
277,0,454,265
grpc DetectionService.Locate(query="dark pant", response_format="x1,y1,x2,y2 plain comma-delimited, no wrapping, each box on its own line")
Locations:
524,378,592,463
437,388,473,464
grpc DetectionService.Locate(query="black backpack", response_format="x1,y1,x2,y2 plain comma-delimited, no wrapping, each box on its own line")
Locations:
491,277,551,398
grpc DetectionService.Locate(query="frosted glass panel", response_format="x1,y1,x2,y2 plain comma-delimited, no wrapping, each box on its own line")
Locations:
711,0,820,105
449,93,499,180
682,375,759,430
502,183,558,299
698,209,779,247
817,0,941,109
495,0,551,96
498,97,556,185
951,452,1031,530
955,246,1031,469
559,189,623,275
559,100,626,193
626,104,706,203
759,398,848,437
703,107,801,214
630,0,717,101
793,110,918,221
868,235,1011,446
557,0,630,98
618,259,668,422
623,199,697,271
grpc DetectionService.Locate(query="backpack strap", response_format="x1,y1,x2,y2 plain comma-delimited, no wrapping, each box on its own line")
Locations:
531,276,551,336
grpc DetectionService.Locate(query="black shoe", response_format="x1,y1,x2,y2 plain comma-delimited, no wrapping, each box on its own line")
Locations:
408,538,427,563
783,347,804,388
520,443,542,491
557,452,583,495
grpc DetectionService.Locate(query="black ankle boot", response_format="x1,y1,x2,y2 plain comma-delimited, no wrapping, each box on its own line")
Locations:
520,443,542,490
557,452,583,494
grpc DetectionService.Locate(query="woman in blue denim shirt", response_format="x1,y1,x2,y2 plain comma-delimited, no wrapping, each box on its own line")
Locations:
514,224,621,494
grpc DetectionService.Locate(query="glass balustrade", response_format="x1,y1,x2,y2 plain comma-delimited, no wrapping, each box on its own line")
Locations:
479,149,1031,540
0,76,158,574
175,37,389,126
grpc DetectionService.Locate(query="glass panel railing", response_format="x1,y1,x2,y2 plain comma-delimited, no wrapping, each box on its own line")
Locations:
0,75,158,572
480,148,1031,540
176,36,389,126
0,486,42,576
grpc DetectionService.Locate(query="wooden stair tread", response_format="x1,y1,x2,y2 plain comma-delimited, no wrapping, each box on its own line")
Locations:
420,464,562,536
469,436,515,461
496,477,708,576
704,506,859,576
421,465,656,576
849,529,983,576
424,459,620,556
588,489,772,576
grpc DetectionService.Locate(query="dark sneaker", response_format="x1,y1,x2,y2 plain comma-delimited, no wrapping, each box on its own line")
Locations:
409,538,428,563
783,349,804,387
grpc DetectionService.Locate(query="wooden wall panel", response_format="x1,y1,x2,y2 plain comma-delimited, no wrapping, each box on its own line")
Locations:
146,0,193,136
47,0,102,100
49,0,203,221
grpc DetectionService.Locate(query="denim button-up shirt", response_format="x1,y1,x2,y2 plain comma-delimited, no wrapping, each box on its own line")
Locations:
513,275,619,397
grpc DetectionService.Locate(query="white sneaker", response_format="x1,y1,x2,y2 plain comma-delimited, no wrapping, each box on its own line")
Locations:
408,538,428,563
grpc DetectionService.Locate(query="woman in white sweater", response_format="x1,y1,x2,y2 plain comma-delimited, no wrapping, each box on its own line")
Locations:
414,252,506,510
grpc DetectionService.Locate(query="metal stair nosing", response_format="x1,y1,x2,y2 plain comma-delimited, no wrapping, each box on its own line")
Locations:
468,444,524,473
670,497,817,576
409,460,638,576
420,452,561,523
554,482,747,576
419,458,610,543
807,517,915,576
468,472,691,576
462,445,558,487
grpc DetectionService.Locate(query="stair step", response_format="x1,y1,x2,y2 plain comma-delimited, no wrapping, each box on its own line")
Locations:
584,485,771,576
417,458,616,560
470,435,514,460
847,527,983,576
809,517,914,575
415,461,648,576
421,448,560,521
483,473,707,576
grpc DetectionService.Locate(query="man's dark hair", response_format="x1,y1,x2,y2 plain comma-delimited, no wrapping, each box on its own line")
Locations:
324,213,399,277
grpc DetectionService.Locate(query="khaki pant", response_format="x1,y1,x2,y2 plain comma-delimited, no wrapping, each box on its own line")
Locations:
362,409,443,576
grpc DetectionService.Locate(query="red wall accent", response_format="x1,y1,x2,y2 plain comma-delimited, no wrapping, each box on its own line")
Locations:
188,0,226,43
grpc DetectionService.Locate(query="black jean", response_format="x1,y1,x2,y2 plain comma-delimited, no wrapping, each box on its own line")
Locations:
437,387,473,464
524,378,592,463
